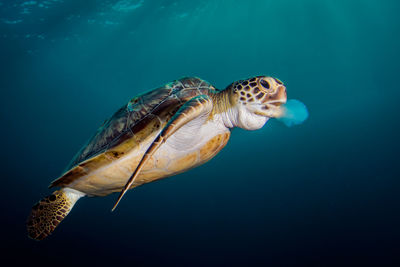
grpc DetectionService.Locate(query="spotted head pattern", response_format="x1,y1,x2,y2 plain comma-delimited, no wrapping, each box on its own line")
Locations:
228,76,287,118
233,76,284,104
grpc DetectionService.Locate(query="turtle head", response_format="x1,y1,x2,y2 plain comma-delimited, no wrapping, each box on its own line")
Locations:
226,76,287,130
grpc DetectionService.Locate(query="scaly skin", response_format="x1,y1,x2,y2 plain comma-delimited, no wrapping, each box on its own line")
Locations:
27,189,81,240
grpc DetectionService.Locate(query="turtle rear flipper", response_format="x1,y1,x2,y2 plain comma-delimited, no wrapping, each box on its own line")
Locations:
27,188,84,240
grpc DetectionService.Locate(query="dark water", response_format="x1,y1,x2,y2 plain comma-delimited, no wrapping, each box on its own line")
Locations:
1,0,399,266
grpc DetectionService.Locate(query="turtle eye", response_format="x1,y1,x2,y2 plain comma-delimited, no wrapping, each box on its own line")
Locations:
260,79,270,89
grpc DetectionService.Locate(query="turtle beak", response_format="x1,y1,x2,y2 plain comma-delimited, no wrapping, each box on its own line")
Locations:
259,85,287,117
263,85,287,104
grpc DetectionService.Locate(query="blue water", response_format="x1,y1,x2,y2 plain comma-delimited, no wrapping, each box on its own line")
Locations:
1,0,399,266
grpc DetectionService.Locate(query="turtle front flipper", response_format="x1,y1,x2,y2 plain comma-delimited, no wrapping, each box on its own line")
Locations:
27,188,84,240
112,95,213,211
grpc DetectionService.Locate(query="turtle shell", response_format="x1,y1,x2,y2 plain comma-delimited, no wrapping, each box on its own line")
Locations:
50,77,217,190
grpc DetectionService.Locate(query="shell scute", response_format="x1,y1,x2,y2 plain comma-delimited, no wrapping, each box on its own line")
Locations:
51,77,214,189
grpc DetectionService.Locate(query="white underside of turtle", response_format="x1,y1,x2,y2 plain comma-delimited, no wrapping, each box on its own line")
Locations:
68,113,231,196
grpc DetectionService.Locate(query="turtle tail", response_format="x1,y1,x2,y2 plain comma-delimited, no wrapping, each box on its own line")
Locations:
27,188,84,241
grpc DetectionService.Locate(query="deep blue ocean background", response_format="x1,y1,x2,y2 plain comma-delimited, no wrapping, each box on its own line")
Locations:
1,0,399,266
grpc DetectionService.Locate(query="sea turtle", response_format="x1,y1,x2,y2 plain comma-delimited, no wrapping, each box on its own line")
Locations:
27,76,287,240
